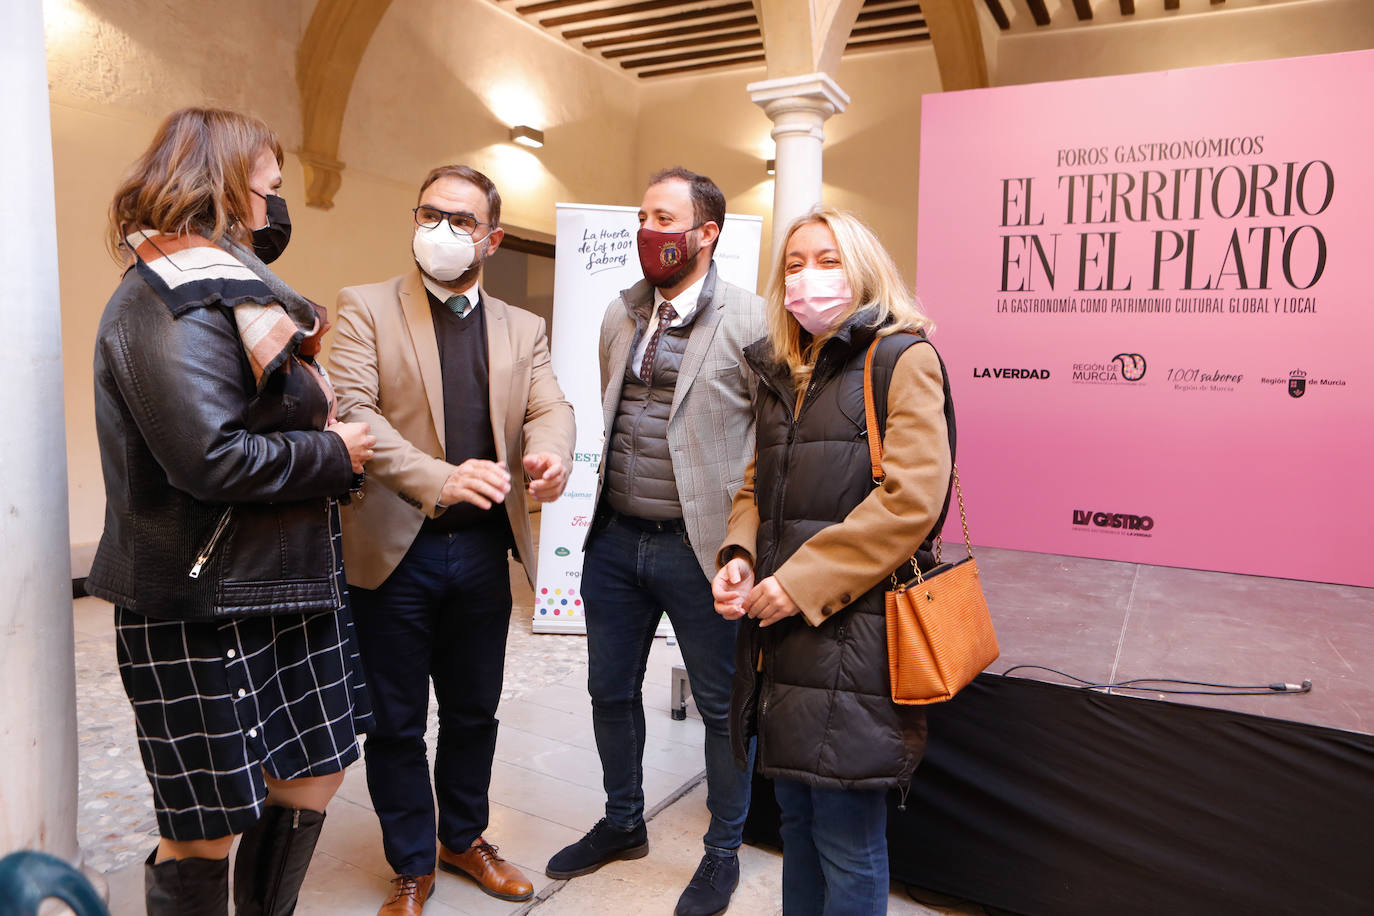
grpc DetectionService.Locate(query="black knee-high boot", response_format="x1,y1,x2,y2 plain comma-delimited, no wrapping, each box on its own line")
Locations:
145,849,230,916
233,806,327,916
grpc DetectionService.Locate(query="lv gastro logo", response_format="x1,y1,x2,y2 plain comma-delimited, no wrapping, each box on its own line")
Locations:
1072,510,1154,531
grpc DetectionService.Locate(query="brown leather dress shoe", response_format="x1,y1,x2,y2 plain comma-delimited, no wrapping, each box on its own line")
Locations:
377,872,435,915
438,837,535,902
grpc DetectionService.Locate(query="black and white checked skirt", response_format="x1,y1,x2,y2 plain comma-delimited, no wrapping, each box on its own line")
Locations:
115,577,373,840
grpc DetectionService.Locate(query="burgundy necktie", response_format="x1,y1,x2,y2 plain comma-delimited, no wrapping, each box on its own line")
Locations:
639,301,677,381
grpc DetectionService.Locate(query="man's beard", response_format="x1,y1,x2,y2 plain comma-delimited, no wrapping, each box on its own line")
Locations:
657,243,701,291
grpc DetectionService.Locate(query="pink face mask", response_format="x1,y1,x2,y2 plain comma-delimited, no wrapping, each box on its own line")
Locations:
784,268,853,335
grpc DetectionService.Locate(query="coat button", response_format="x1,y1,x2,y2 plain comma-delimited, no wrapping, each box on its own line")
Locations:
821,606,833,616
840,593,851,604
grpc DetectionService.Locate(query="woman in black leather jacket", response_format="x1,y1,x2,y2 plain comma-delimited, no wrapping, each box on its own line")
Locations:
85,107,376,916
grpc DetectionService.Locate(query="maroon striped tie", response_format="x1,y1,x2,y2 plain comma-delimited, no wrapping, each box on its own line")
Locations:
639,301,677,381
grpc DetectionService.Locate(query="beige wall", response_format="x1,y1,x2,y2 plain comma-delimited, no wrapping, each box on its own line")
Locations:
43,0,1374,563
633,45,943,292
341,0,639,238
45,0,640,555
633,62,775,287
46,0,310,559
826,47,943,286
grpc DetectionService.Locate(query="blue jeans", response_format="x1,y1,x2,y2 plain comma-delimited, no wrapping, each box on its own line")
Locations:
582,512,752,855
349,526,513,876
773,778,889,916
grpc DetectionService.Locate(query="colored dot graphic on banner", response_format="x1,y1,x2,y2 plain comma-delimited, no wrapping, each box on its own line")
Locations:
537,587,580,616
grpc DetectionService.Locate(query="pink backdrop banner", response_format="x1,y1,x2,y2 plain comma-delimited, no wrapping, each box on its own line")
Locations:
915,51,1373,588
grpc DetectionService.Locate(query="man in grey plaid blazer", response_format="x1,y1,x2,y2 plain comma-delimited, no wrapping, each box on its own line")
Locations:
546,168,765,916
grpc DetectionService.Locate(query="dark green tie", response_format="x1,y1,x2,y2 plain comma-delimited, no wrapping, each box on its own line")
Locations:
444,294,471,317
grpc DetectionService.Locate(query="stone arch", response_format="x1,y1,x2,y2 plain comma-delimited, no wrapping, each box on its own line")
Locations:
297,0,393,209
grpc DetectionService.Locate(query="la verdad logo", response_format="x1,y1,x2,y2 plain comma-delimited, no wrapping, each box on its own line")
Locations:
972,366,1050,379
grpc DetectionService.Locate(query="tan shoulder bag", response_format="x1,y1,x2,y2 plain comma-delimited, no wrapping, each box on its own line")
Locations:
863,337,1000,705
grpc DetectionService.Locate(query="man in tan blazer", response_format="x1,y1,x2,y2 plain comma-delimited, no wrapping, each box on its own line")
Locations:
328,165,574,916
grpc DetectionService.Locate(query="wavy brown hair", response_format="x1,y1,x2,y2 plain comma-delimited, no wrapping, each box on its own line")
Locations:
107,107,282,261
765,206,932,392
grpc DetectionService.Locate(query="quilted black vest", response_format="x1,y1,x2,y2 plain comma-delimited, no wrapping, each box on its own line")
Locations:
730,313,956,791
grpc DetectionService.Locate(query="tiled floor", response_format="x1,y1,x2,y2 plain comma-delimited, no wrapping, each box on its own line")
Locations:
79,585,958,916
76,540,1373,914
88,607,967,915
83,576,716,915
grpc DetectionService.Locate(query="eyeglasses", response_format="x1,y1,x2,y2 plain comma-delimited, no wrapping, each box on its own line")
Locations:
412,205,492,239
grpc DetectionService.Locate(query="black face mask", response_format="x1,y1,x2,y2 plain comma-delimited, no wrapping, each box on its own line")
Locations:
251,192,292,264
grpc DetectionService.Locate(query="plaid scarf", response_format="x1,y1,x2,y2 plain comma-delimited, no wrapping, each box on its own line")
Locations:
126,230,335,418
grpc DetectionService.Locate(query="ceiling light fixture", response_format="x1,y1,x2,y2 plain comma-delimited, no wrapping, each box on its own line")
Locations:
509,125,545,149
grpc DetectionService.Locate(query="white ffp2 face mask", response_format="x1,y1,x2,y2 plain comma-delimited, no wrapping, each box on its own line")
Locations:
412,224,477,281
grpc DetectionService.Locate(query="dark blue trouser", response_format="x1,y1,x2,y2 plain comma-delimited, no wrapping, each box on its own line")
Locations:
773,778,890,916
582,511,753,855
349,526,512,876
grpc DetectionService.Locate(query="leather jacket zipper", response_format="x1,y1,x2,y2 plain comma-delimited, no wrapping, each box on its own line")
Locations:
189,508,233,579
325,500,342,606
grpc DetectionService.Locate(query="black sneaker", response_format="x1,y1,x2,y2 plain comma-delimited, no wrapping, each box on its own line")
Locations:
545,817,649,879
674,852,739,916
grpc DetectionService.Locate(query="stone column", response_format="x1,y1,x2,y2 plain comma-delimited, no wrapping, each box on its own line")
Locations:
0,1,80,865
747,72,850,258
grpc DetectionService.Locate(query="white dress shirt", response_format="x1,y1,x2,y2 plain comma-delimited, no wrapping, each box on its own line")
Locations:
632,274,707,379
422,276,480,318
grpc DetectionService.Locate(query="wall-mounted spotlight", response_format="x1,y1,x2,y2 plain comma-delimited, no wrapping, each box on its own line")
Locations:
509,125,545,149
765,158,776,175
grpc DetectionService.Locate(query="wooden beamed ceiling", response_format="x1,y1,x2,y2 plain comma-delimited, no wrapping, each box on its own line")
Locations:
493,0,929,79
982,0,1233,29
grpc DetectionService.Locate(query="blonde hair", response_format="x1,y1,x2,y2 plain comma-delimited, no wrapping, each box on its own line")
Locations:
764,206,931,391
107,107,282,261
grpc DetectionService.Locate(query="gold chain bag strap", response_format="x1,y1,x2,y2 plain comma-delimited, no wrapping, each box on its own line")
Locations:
864,337,999,705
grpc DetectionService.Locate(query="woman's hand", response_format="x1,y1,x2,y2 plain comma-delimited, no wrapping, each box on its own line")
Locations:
744,576,801,628
328,420,376,473
712,558,755,619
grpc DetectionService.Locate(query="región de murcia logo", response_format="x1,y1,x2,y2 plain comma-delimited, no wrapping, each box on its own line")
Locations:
1259,368,1347,398
1288,369,1307,398
1070,352,1147,384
